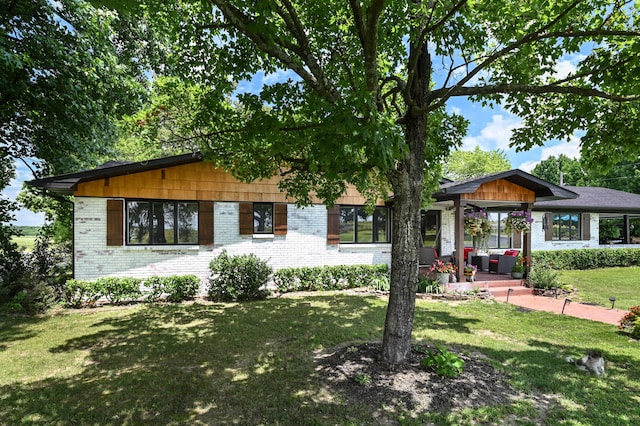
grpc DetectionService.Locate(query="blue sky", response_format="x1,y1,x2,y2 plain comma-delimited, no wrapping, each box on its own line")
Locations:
4,54,584,227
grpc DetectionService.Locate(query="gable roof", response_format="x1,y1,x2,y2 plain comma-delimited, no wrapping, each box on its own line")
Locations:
28,152,203,195
534,186,640,213
434,169,578,202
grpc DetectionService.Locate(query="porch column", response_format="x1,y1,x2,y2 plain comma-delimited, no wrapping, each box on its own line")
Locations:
454,198,467,281
624,215,631,244
521,203,533,261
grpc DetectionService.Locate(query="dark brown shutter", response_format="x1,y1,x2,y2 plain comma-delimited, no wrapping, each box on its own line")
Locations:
106,199,124,246
582,213,591,241
239,202,254,235
327,206,340,245
198,201,214,245
274,203,288,235
512,231,522,249
544,212,554,241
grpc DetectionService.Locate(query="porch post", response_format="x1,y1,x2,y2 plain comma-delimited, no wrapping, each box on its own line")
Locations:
454,198,467,281
624,215,630,244
521,203,533,261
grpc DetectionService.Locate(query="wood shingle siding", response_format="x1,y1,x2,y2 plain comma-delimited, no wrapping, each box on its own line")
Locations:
461,179,536,203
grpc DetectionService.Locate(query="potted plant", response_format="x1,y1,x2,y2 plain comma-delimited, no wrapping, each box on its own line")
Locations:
511,255,528,279
430,260,456,286
463,264,477,282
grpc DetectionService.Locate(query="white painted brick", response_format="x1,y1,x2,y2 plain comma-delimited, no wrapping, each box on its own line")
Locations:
74,198,391,291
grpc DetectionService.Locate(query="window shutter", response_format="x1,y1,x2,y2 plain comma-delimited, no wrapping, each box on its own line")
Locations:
512,231,522,249
582,213,591,241
327,206,340,245
106,199,124,246
198,201,214,245
239,202,254,235
274,203,288,235
544,212,554,241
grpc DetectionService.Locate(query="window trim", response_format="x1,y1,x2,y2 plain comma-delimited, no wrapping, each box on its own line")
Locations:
125,199,200,246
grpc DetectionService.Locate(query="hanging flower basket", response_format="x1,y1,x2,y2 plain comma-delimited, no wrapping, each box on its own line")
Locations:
504,210,534,234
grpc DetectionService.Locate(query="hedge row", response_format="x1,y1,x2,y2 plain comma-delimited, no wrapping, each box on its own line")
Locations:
532,248,640,270
64,275,200,308
273,264,389,293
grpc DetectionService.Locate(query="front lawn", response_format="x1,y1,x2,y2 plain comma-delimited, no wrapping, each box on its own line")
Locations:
1,296,638,425
559,266,640,310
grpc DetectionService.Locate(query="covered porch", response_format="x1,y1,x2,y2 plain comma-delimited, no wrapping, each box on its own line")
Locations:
429,170,578,282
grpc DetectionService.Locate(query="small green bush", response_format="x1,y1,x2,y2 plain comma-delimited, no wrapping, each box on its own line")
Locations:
417,276,439,294
619,305,640,339
273,264,389,293
527,260,561,289
98,277,142,304
146,275,200,302
420,345,465,378
63,279,103,308
208,250,272,302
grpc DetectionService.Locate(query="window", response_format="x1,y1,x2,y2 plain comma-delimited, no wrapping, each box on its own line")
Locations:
339,206,391,243
253,203,273,234
239,202,287,235
488,212,511,249
421,211,439,247
127,200,198,245
552,213,581,240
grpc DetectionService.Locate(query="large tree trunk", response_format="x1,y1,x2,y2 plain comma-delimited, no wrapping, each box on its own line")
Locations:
381,41,430,364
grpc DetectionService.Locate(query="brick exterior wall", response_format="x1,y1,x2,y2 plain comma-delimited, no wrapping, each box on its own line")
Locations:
74,197,391,288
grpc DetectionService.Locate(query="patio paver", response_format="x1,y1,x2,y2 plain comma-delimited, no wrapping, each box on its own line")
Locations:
493,292,629,325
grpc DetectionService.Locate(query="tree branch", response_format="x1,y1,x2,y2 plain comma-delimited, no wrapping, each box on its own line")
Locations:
427,83,640,103
426,0,640,111
210,0,341,104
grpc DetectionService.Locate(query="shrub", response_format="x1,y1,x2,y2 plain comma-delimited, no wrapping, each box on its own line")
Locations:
417,276,439,294
420,346,465,378
527,260,561,289
63,279,103,308
98,277,142,304
145,275,200,302
619,305,640,339
273,264,389,293
208,250,272,302
531,248,640,270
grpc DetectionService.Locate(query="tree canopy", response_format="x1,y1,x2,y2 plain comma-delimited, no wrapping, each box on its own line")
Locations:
81,0,640,363
1,0,155,175
444,147,511,181
532,154,640,193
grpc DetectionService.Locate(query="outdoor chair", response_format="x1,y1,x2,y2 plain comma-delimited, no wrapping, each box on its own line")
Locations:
418,247,452,268
488,250,520,274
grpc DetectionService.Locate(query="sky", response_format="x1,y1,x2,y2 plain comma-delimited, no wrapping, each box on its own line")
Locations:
3,53,584,227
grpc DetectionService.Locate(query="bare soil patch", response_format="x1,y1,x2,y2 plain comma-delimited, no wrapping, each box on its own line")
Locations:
315,341,555,422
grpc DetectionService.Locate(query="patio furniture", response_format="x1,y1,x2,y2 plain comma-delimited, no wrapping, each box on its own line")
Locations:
488,250,520,274
471,254,490,272
419,247,452,267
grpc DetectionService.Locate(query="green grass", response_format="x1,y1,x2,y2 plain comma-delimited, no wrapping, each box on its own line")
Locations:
1,295,638,425
560,267,640,310
11,235,36,251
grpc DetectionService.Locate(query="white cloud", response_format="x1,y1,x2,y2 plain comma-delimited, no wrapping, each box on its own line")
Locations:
516,136,581,172
461,114,522,151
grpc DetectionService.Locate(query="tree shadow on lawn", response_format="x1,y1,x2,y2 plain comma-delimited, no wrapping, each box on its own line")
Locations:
0,313,44,352
1,295,637,424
